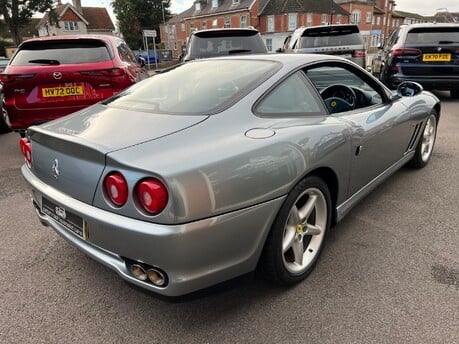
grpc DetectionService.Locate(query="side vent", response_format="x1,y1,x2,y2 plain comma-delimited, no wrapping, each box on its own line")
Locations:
405,122,423,153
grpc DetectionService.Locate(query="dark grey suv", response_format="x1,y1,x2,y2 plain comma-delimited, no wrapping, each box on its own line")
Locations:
378,23,459,97
181,28,267,62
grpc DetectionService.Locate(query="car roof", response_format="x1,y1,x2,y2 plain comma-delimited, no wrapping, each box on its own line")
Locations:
189,52,349,67
192,27,259,35
19,34,120,45
401,23,459,30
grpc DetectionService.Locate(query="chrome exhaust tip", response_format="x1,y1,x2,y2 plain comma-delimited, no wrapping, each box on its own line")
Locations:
130,264,147,281
146,268,167,286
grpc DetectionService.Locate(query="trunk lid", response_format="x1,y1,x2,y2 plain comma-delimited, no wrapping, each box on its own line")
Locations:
29,104,209,203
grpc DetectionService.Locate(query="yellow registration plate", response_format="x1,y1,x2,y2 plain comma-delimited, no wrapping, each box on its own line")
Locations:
422,53,451,62
42,86,84,97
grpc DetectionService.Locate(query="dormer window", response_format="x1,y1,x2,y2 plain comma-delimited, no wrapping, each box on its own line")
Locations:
195,2,201,11
232,0,239,5
212,0,218,8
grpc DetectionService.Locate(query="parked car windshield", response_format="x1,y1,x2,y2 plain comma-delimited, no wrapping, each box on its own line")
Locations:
299,32,363,48
189,31,267,59
405,27,459,44
105,59,280,115
10,39,111,65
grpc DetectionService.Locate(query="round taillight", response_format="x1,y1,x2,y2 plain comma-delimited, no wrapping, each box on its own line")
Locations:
136,178,168,215
19,138,32,167
104,172,128,207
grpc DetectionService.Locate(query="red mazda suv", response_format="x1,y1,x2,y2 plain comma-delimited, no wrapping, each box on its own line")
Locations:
1,35,148,134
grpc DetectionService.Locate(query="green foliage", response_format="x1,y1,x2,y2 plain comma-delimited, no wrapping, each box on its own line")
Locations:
0,0,55,45
112,0,172,50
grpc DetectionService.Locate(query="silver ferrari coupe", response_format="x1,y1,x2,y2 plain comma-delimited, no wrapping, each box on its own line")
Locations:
20,54,440,296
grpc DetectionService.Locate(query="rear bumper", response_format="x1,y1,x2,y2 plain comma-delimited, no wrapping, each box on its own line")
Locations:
390,74,459,90
22,164,284,297
4,104,88,131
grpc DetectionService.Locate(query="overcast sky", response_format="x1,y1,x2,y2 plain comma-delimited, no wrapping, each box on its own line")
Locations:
82,0,459,19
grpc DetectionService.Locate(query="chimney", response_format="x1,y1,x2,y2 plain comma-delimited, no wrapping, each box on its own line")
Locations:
73,0,82,14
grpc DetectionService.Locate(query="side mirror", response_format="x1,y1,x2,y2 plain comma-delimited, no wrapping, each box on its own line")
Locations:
397,81,423,97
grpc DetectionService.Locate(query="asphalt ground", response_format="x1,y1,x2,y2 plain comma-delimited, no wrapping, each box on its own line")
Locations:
0,91,458,343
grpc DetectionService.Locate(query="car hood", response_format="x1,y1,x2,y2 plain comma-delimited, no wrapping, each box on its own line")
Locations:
36,103,209,152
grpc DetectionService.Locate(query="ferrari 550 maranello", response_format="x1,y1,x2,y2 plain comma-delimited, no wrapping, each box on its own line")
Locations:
20,54,440,296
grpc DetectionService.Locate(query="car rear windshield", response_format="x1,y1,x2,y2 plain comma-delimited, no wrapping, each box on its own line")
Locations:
189,31,267,59
10,39,111,66
405,27,459,44
105,59,280,115
299,27,363,48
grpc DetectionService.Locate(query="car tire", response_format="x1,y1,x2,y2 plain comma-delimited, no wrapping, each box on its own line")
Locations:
450,89,459,98
258,176,331,285
0,107,11,134
407,110,437,169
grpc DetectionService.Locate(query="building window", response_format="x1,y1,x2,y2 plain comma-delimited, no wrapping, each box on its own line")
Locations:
174,42,177,50
266,38,272,52
64,21,79,31
224,16,231,28
376,16,381,25
212,19,218,28
288,13,297,31
240,15,247,28
195,2,201,11
383,17,386,26
321,13,327,24
232,0,239,4
267,15,274,32
336,14,342,24
202,20,207,29
366,12,372,23
181,23,185,32
212,0,218,8
190,22,195,31
306,13,312,27
351,10,361,25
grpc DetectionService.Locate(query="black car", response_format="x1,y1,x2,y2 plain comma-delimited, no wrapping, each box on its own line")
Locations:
378,23,459,97
181,28,267,62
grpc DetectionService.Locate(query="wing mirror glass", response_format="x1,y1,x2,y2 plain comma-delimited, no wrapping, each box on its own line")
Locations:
397,81,423,97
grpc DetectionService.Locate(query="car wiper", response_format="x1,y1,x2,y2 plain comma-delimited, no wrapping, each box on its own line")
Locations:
228,49,252,54
28,59,60,65
438,41,459,44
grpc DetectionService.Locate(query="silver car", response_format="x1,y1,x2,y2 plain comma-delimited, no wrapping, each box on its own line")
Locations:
21,54,439,296
283,24,366,68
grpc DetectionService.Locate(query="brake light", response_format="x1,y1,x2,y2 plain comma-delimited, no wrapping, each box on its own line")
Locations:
19,138,32,167
391,48,421,57
136,178,168,215
108,68,125,77
0,73,35,83
104,172,129,207
353,50,366,57
79,68,125,77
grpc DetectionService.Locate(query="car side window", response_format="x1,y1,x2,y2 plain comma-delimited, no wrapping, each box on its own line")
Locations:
304,64,384,114
255,72,324,116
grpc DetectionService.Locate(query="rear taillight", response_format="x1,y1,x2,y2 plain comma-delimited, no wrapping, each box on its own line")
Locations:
455,49,459,56
79,68,125,77
0,73,35,83
108,68,125,77
391,48,421,57
136,178,168,215
353,50,366,57
104,172,129,207
19,137,32,167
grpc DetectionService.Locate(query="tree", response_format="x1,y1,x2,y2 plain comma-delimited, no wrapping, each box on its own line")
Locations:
0,0,55,45
112,0,172,50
